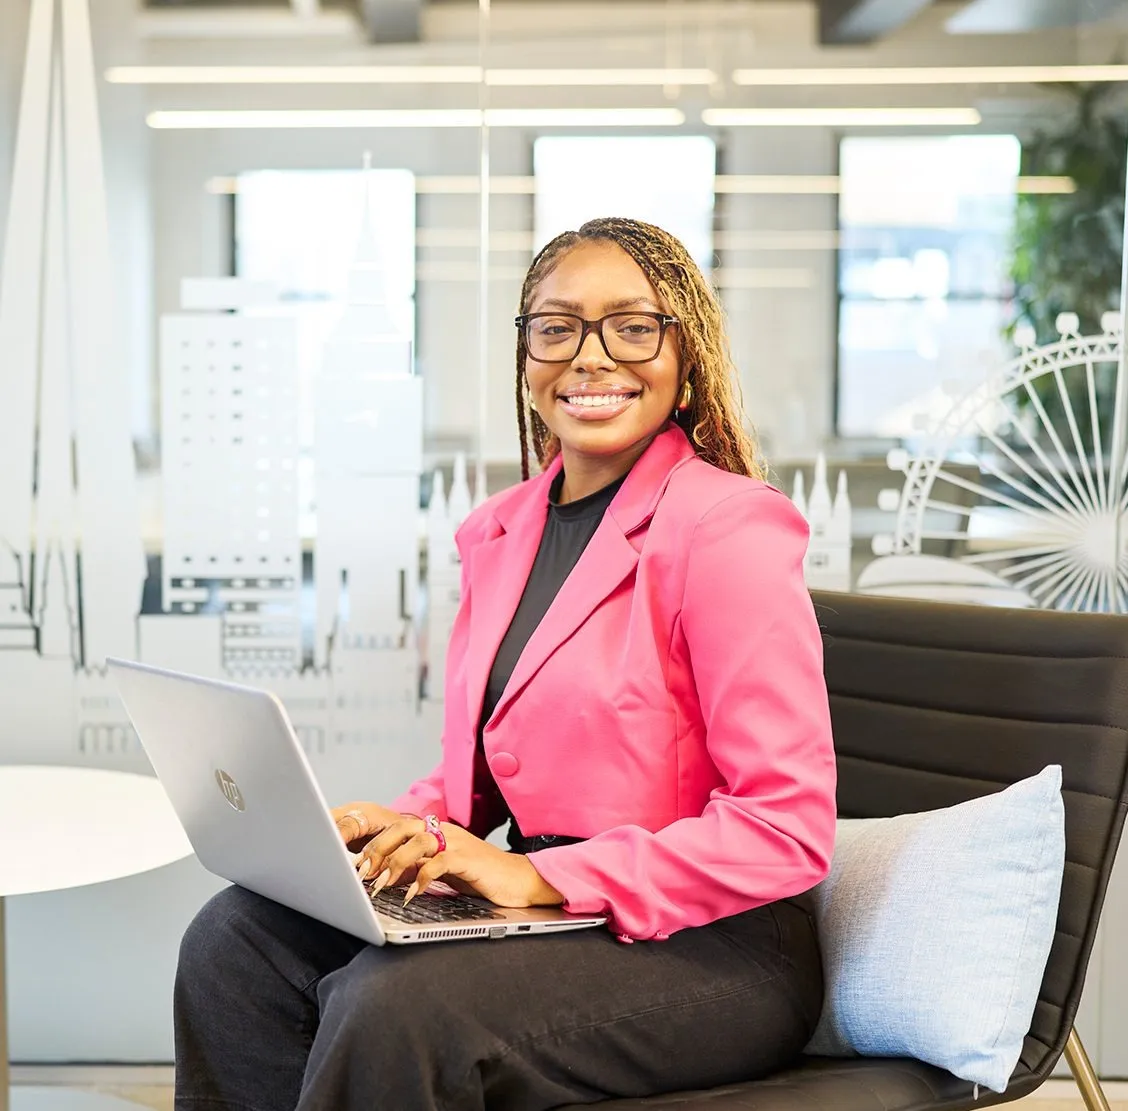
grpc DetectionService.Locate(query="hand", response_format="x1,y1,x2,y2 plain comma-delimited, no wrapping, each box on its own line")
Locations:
354,816,565,909
331,801,410,853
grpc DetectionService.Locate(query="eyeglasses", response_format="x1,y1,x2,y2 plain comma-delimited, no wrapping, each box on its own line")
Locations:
515,311,679,364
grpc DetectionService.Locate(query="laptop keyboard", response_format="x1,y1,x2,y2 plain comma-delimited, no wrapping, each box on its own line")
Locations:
369,886,503,925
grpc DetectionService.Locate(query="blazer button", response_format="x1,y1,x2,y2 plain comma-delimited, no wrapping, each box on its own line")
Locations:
489,752,520,777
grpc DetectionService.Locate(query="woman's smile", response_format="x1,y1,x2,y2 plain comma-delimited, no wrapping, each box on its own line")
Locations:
555,384,642,421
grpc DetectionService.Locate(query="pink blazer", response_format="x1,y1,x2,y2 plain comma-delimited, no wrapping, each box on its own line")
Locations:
392,424,837,940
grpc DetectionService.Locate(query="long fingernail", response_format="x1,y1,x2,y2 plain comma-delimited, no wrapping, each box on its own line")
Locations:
357,859,372,881
371,868,391,895
403,881,419,906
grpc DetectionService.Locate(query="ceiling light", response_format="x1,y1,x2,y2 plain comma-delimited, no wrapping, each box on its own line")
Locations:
416,176,537,194
107,65,714,87
206,172,1073,196
731,65,1128,86
485,68,716,86
702,108,982,127
714,175,841,193
108,65,481,84
148,108,685,130
488,108,683,127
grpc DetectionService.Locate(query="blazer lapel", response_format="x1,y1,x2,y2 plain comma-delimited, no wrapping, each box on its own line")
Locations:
480,423,698,727
490,519,638,723
463,459,559,729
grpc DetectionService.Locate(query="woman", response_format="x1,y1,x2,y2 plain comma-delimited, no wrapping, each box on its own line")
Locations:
175,217,837,1111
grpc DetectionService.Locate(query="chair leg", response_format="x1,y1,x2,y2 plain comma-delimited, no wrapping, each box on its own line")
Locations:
1064,1027,1112,1111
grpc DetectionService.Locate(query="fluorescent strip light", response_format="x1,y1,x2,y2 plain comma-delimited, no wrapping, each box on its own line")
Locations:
486,68,716,86
487,108,683,127
715,175,841,194
713,174,1073,194
416,176,537,194
702,108,981,127
206,172,1073,196
108,65,482,85
149,108,685,130
150,109,479,129
732,65,1128,86
107,65,714,87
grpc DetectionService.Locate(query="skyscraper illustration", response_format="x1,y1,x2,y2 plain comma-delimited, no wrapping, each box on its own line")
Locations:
313,187,419,670
791,455,853,593
0,0,145,677
0,3,459,777
160,291,304,672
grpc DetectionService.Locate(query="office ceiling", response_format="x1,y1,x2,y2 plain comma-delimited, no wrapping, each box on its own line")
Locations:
139,0,1128,44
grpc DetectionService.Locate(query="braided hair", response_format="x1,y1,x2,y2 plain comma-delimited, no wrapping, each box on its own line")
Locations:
515,216,764,481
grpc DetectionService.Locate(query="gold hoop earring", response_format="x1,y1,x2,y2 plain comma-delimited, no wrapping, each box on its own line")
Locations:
677,379,693,412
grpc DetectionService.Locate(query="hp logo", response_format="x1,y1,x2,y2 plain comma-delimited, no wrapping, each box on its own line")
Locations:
215,768,245,812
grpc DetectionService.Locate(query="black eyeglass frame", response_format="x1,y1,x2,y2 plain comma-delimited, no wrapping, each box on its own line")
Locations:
515,311,680,364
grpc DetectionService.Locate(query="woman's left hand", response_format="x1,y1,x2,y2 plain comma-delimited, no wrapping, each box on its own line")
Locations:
353,816,564,909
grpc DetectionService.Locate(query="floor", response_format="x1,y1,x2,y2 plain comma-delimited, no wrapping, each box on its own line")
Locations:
10,1068,1128,1110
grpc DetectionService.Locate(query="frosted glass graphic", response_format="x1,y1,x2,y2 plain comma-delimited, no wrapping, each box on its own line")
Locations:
0,0,451,788
161,313,303,670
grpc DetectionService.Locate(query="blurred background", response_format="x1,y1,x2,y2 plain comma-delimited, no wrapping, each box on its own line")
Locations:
4,0,1128,1095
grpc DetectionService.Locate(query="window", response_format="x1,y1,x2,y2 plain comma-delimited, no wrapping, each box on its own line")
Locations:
234,168,417,449
836,135,1020,439
234,169,416,533
533,136,716,272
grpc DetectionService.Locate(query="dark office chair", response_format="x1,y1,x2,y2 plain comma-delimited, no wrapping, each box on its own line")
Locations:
566,590,1128,1111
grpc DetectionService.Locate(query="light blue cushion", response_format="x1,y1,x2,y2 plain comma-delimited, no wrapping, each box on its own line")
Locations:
805,765,1065,1093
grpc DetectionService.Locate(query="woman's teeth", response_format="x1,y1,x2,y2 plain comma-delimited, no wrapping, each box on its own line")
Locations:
562,394,635,407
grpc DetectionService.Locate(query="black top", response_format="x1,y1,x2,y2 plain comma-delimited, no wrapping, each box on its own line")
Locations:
468,468,627,839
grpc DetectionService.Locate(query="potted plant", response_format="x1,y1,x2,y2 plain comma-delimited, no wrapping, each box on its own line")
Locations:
1008,85,1127,450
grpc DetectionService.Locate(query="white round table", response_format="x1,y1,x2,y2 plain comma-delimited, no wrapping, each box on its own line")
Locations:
0,766,193,1111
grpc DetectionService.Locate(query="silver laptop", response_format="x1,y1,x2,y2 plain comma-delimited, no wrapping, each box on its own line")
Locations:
107,658,606,945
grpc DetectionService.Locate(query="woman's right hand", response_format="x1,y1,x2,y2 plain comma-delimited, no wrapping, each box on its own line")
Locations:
331,801,409,853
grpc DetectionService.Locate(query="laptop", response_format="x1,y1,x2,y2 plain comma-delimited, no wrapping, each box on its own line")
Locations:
107,658,606,945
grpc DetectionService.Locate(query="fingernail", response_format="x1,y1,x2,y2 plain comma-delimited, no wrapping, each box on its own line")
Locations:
371,868,391,895
403,881,419,906
357,859,372,881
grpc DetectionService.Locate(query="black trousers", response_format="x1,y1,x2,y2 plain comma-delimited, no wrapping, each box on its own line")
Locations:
174,885,823,1111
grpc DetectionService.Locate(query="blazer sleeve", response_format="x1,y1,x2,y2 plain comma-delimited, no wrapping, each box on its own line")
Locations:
389,761,449,822
526,487,837,940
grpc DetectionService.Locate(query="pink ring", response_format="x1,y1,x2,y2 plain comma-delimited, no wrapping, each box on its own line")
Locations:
424,814,446,855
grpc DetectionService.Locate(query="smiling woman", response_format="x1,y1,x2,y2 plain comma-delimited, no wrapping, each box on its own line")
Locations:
173,215,836,1111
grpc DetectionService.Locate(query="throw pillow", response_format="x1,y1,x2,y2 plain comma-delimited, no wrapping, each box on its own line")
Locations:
804,764,1065,1093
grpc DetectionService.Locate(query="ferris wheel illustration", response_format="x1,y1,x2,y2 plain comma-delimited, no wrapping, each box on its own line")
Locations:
868,311,1128,613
